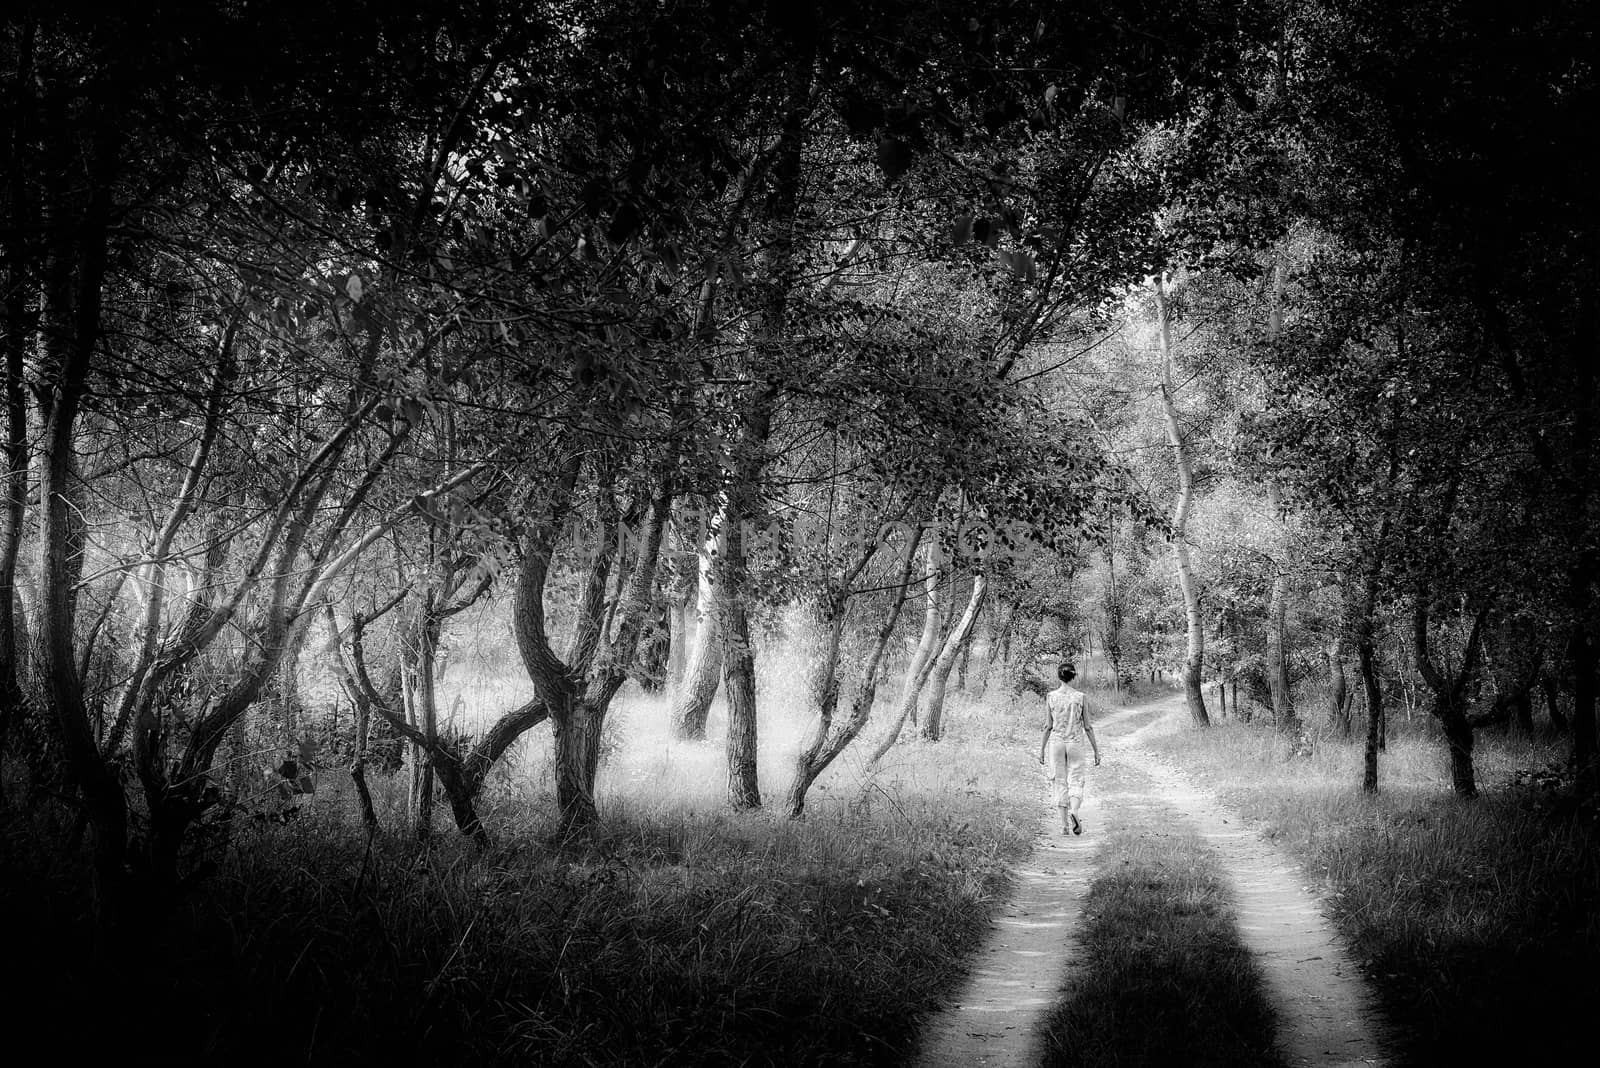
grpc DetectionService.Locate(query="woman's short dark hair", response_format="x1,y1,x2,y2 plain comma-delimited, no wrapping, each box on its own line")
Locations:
1058,662,1077,683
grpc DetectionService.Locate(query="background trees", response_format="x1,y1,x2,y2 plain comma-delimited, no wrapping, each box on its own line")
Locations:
2,0,1594,931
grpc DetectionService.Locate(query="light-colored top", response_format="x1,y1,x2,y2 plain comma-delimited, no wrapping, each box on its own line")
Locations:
1044,685,1090,745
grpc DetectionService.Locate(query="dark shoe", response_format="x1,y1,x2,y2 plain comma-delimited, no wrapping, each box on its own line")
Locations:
1070,813,1082,836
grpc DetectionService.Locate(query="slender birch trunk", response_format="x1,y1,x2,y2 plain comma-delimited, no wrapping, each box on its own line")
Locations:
670,503,726,739
1263,257,1298,733
869,538,943,763
666,509,697,692
1154,275,1209,727
919,573,988,741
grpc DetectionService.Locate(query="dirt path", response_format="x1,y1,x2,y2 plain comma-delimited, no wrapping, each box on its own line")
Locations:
909,695,1392,1067
1119,696,1393,1068
908,708,1137,1068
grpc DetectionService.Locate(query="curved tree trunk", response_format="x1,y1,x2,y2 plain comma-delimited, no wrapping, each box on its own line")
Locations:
919,573,987,741
670,507,725,739
785,596,846,815
334,595,547,847
0,26,37,807
1414,597,1486,799
37,166,126,919
1154,274,1210,727
788,524,922,817
514,441,671,837
869,539,944,763
788,552,920,816
348,684,378,833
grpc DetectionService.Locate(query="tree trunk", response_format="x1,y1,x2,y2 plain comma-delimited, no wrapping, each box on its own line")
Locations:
919,573,987,741
414,745,435,840
786,596,846,815
0,24,36,808
722,605,760,809
1329,638,1352,738
902,539,945,716
37,162,126,920
1414,597,1485,799
277,641,302,755
1266,531,1297,731
1359,637,1383,793
670,510,725,740
994,609,1014,679
335,596,549,846
787,528,922,817
720,508,760,809
1263,257,1297,734
552,698,604,834
1103,527,1125,701
1441,695,1477,798
664,502,700,692
349,688,378,833
411,607,442,843
870,539,944,763
1543,674,1568,732
1154,275,1210,727
431,756,486,848
668,597,692,691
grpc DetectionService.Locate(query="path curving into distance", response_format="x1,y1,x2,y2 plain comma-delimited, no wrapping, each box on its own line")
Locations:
909,695,1393,1068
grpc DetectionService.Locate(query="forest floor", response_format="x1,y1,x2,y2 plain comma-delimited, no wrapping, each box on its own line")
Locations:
911,693,1393,1068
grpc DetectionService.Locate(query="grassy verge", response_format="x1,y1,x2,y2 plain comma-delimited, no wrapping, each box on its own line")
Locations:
1145,718,1600,1065
1040,768,1283,1068
1,693,1038,1067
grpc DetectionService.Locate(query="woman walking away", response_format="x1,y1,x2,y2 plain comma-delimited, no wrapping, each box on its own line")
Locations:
1038,662,1102,835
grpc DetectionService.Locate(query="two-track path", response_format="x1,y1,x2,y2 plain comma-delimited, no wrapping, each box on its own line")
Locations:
910,694,1392,1068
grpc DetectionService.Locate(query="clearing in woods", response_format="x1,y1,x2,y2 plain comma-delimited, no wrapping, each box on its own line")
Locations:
911,694,1393,1068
